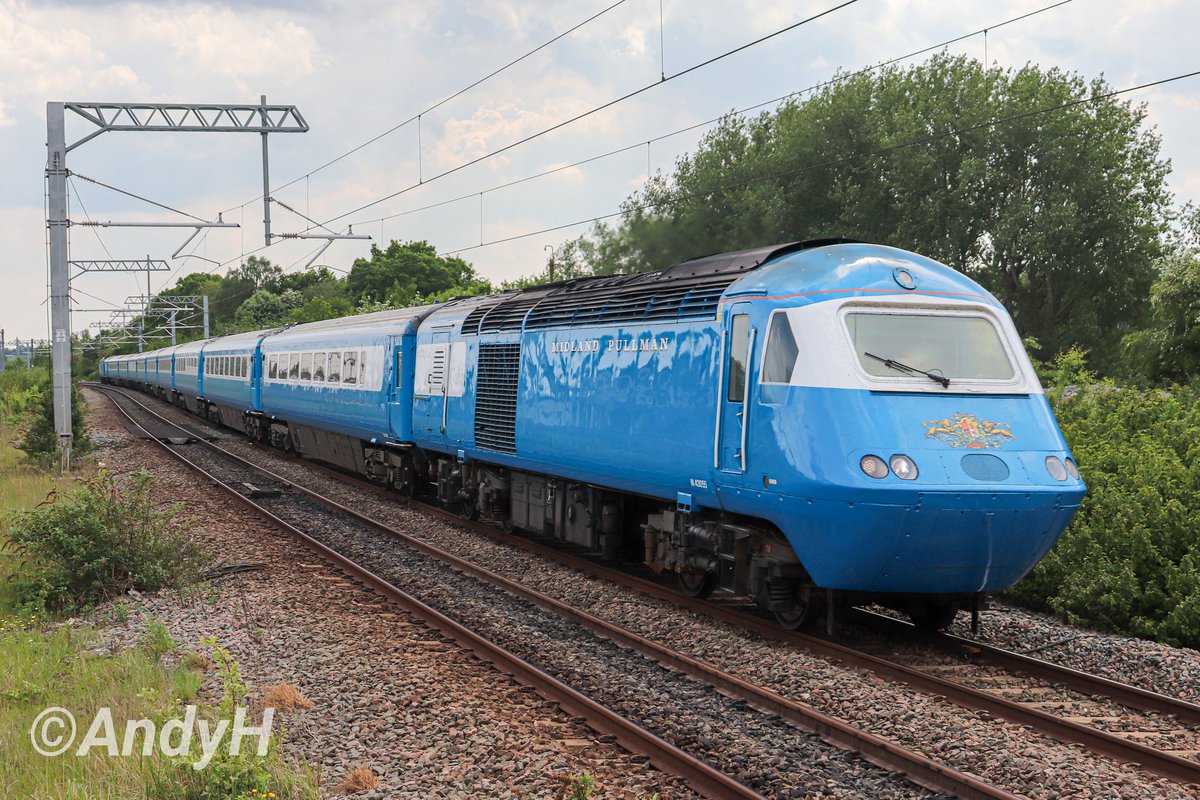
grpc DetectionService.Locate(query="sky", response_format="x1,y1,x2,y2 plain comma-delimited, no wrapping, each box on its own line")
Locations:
1,0,1198,343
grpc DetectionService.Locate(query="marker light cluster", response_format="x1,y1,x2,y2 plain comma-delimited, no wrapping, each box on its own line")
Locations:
1045,456,1081,481
860,454,918,480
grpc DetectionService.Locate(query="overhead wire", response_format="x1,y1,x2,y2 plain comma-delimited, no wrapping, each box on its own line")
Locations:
438,68,1200,256
222,0,632,214
318,0,860,228
352,0,1077,231
193,0,860,281
182,60,1188,318
138,0,1097,320
70,172,212,224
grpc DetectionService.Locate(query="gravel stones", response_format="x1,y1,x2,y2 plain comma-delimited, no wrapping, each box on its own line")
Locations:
93,387,1200,799
83,389,692,799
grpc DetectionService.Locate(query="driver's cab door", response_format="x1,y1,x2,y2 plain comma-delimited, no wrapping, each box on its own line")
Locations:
717,304,755,480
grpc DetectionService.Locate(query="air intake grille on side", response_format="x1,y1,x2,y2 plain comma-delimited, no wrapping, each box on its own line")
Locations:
475,343,521,454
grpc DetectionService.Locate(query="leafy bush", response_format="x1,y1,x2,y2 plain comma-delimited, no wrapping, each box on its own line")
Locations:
0,367,46,427
4,469,206,612
1006,351,1200,647
18,372,90,460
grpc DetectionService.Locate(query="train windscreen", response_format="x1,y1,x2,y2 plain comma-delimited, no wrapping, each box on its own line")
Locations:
845,312,1014,381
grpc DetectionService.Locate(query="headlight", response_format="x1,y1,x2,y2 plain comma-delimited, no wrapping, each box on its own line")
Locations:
1045,456,1068,481
860,454,888,479
889,454,918,480
1064,457,1080,480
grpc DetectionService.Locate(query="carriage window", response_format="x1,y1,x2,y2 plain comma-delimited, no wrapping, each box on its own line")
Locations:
360,351,367,387
300,353,313,381
327,352,341,383
727,314,750,402
288,354,300,380
313,352,326,382
343,352,357,385
762,311,800,384
268,356,278,380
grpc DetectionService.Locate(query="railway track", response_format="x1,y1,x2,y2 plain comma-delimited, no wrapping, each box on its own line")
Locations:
848,609,1200,767
91,383,1000,800
89,383,1200,795
242,433,1200,788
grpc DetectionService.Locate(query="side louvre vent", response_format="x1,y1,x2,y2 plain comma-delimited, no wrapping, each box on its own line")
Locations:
460,241,838,334
475,343,521,454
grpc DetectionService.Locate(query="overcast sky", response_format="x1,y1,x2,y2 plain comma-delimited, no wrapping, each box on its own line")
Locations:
1,0,1197,342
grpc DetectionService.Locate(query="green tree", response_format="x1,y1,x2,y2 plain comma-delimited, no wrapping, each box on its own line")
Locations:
1120,206,1200,383
565,54,1170,372
347,240,490,305
233,289,303,331
210,256,283,328
20,368,90,460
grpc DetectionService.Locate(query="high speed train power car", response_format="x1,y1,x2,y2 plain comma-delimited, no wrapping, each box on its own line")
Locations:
102,240,1086,629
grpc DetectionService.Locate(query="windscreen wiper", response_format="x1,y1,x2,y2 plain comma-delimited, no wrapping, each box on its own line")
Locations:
864,352,950,388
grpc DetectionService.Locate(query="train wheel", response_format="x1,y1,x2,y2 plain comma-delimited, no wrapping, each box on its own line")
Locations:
459,500,480,521
774,595,821,631
908,602,959,632
678,569,716,599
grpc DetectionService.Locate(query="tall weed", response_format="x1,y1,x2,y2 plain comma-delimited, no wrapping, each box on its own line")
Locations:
5,469,206,612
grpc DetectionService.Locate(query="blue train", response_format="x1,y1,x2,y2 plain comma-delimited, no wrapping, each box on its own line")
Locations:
101,240,1085,629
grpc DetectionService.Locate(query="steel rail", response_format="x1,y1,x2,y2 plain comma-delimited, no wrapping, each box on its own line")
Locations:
91,383,1018,800
92,383,1200,787
88,385,762,800
853,608,1200,727
302,455,1200,786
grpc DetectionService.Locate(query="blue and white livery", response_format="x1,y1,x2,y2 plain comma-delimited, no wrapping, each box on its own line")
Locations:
102,241,1085,629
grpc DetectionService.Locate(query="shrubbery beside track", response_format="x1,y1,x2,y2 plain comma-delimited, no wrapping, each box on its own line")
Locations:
1008,350,1200,648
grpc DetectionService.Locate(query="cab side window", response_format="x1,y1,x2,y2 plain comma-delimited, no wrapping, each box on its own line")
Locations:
727,314,750,402
762,311,799,384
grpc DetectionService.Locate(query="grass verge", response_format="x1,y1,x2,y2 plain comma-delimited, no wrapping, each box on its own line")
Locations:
1,426,317,799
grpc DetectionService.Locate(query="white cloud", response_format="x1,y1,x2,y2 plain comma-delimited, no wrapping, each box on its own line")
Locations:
621,24,647,60
136,6,325,95
429,88,610,171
